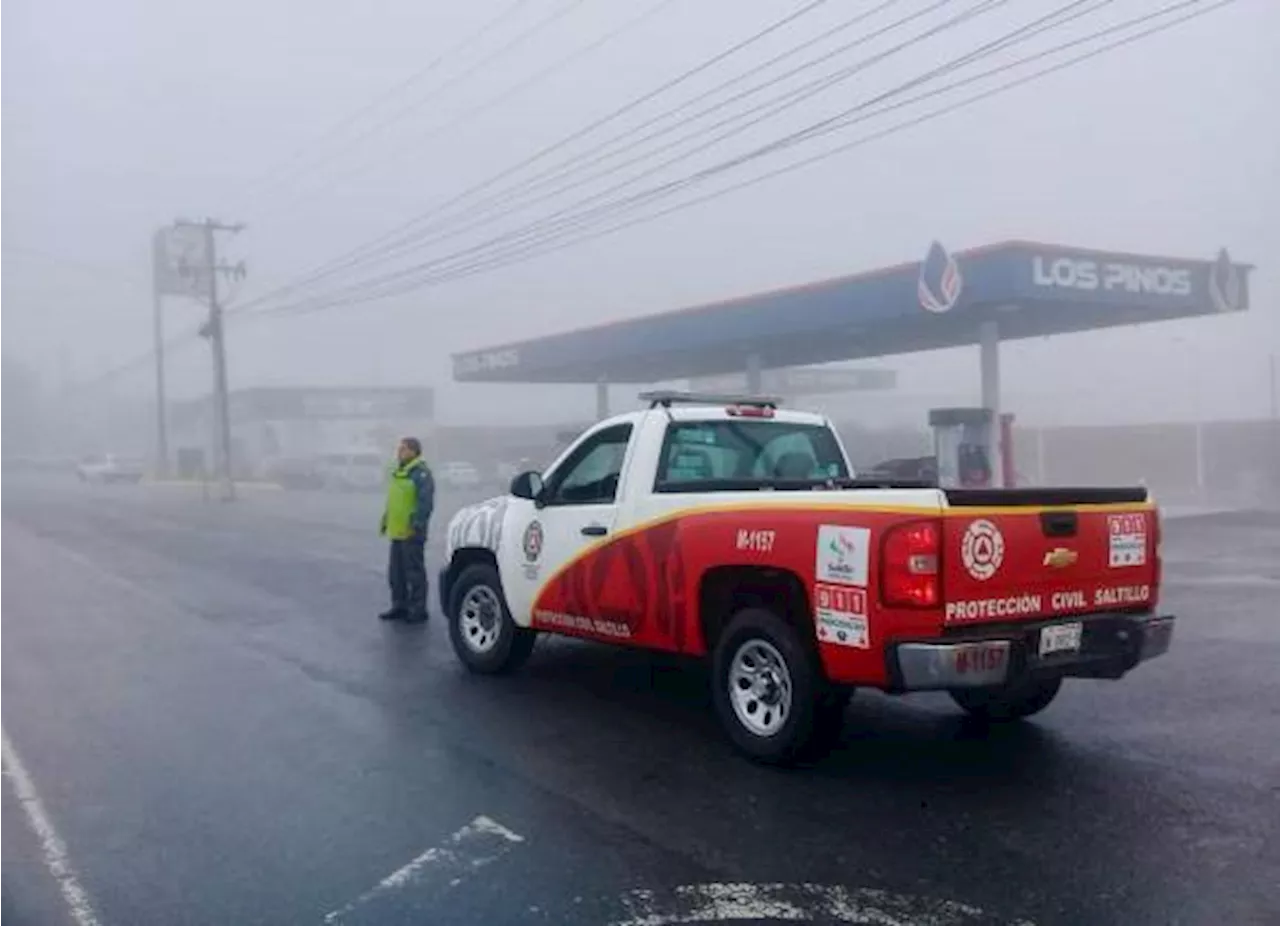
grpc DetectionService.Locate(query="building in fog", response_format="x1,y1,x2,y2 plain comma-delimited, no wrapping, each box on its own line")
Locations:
169,386,434,478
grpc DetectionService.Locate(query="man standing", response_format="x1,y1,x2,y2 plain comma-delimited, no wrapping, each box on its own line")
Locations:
380,437,435,623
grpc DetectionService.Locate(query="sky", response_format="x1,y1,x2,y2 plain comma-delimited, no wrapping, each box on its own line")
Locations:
3,0,1279,431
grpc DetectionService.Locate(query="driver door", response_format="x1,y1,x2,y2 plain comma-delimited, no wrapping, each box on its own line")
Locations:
503,423,633,625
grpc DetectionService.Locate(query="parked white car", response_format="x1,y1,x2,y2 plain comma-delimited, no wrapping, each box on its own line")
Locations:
76,454,144,484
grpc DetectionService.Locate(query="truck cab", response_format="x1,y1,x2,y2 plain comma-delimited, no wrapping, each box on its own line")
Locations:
440,393,1174,764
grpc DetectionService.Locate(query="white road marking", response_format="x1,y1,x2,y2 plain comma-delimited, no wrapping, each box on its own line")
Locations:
322,815,524,923
611,882,1036,926
2,727,104,926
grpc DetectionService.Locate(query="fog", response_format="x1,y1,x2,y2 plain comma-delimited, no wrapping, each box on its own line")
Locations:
4,0,1278,451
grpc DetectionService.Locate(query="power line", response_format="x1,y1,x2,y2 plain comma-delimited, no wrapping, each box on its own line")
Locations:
408,0,1183,288
78,0,1234,388
422,0,1241,292
232,0,532,202
245,0,1066,310
318,0,1023,283
235,0,1101,314
241,0,594,208
267,0,937,294
248,0,1233,323
421,0,1105,275
395,0,1216,292
61,0,841,387
258,0,682,224
224,0,837,316
230,0,990,314
234,0,1070,315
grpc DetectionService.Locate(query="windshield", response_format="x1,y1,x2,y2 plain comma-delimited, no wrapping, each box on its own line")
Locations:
655,419,849,489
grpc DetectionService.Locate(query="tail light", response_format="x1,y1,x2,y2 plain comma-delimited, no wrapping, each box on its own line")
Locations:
881,519,941,608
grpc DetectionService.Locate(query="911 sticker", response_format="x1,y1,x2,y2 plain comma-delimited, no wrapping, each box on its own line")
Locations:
1108,513,1147,568
814,583,869,649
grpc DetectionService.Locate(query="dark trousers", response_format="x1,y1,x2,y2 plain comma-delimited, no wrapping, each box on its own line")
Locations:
388,537,427,615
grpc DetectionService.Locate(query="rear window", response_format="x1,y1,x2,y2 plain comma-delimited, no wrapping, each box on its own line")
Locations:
655,420,849,490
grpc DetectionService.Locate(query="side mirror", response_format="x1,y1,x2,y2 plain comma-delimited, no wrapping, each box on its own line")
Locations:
509,470,544,503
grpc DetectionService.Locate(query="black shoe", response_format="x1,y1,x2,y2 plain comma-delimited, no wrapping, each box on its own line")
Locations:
402,610,429,625
379,608,406,621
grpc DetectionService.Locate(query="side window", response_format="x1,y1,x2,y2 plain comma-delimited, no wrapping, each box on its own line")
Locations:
544,424,633,506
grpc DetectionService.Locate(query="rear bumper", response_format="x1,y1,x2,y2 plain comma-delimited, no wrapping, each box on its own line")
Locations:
888,612,1175,692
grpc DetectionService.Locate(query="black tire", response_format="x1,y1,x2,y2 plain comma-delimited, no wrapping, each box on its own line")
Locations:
949,677,1062,721
447,563,535,675
711,608,824,765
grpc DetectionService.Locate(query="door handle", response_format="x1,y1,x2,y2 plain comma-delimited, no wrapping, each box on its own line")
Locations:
581,524,608,537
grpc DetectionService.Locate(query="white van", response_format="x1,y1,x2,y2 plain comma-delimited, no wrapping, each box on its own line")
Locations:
317,452,386,492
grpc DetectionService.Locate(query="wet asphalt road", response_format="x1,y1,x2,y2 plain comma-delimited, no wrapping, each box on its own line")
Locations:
2,475,1278,926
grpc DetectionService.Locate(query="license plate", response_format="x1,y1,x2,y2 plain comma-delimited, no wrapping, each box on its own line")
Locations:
1039,622,1083,657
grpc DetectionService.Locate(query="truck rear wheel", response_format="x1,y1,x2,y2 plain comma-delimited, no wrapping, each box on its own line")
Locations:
711,608,824,765
447,563,535,675
949,677,1062,721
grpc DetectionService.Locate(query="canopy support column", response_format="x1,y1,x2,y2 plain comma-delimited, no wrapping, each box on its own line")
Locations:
745,353,762,395
979,321,1003,487
595,378,610,420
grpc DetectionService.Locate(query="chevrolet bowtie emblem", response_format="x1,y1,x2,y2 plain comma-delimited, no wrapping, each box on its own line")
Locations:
1043,548,1079,569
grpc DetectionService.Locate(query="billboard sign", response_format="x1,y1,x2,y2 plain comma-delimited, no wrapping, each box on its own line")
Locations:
690,367,896,397
152,226,209,299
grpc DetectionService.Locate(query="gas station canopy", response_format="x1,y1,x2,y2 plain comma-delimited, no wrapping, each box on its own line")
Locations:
451,240,1251,385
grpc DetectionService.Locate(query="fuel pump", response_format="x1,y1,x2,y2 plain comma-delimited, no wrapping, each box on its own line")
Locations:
929,407,995,489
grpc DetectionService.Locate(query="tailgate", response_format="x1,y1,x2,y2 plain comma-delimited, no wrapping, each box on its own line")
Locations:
941,488,1158,625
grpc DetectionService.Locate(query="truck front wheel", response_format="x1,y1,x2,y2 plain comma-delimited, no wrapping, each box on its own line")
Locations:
447,563,535,675
949,677,1062,721
711,608,824,765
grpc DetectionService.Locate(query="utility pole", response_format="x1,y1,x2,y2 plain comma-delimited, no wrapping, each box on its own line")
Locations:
174,218,244,502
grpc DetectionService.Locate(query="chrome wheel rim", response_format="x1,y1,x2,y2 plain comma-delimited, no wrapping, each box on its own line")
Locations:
459,585,502,654
728,639,792,737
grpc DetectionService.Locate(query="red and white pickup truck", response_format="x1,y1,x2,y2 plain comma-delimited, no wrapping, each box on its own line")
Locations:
440,393,1174,763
